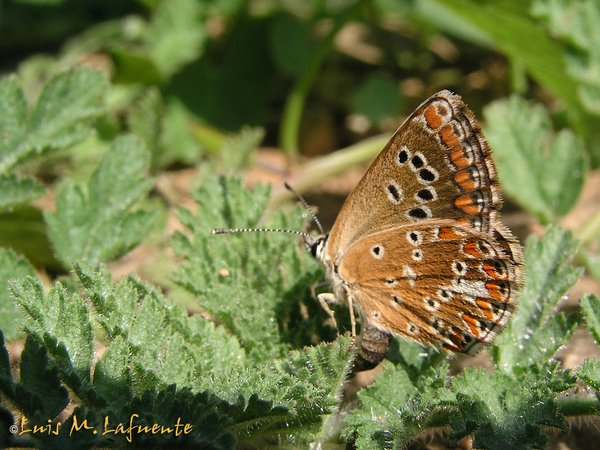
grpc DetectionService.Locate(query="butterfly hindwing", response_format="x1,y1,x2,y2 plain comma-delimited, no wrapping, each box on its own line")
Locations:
337,220,523,354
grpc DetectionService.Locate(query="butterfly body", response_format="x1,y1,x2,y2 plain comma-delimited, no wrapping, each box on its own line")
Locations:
314,90,523,358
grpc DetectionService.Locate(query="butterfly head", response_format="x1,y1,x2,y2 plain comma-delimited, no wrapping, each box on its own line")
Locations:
305,233,328,261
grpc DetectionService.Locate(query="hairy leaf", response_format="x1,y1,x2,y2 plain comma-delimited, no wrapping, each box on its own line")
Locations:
493,226,583,370
146,0,206,78
581,293,600,345
12,277,94,378
173,175,333,363
45,135,157,266
0,248,36,340
0,174,45,210
0,68,107,174
484,96,585,222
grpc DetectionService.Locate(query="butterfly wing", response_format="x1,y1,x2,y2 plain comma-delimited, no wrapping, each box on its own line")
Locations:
337,220,523,354
325,90,502,265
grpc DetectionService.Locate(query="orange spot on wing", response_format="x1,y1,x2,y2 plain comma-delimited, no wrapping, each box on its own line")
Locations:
462,313,481,338
476,298,495,320
440,124,461,147
438,227,461,240
454,194,481,215
485,281,510,302
424,105,443,129
449,146,471,169
454,169,477,191
482,262,508,280
463,240,484,258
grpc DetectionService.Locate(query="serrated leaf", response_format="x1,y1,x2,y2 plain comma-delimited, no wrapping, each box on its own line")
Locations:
450,365,574,449
493,226,583,370
484,95,585,222
146,0,206,78
0,174,45,210
343,362,451,449
45,135,157,266
12,277,94,377
127,88,163,171
173,175,334,363
0,249,36,341
577,358,600,391
217,127,264,173
581,293,600,345
0,68,107,174
16,335,69,419
161,99,204,166
76,264,246,393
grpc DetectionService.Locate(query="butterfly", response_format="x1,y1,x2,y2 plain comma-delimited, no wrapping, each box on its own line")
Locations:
214,90,524,370
303,90,524,368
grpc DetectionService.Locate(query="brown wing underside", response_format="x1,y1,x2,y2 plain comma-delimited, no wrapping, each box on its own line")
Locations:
325,90,502,264
337,220,523,354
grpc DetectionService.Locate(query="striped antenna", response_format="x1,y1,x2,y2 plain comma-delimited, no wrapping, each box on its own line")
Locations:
284,182,324,234
211,227,310,239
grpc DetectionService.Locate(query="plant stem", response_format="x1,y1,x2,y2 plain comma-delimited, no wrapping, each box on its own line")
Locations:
576,207,600,246
279,1,365,156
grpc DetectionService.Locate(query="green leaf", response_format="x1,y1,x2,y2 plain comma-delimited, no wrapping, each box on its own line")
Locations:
146,0,206,78
350,74,403,123
127,88,163,171
581,293,600,345
75,264,246,393
12,277,94,378
173,175,334,363
450,365,574,449
16,336,69,419
484,95,585,222
45,135,157,266
532,0,600,116
269,14,315,76
577,358,600,392
418,0,581,114
343,362,451,449
344,361,575,449
0,68,108,174
0,205,61,270
161,99,204,166
493,226,583,370
216,127,264,173
0,174,45,210
0,249,36,341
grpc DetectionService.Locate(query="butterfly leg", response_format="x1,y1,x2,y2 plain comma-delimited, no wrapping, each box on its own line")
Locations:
347,295,357,338
317,293,339,334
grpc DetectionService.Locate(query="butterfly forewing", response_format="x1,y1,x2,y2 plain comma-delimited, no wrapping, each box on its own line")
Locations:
337,220,523,354
325,90,501,266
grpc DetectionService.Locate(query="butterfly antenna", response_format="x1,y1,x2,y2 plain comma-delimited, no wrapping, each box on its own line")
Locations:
211,227,310,239
284,182,325,234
